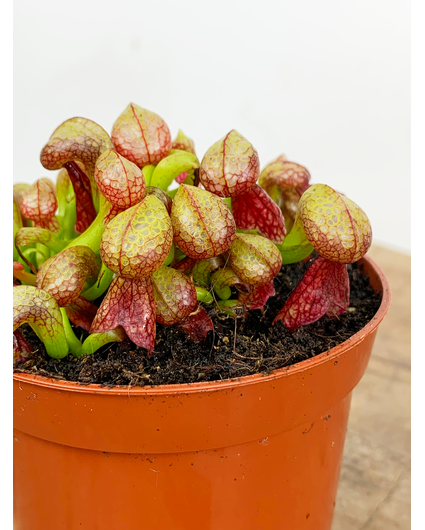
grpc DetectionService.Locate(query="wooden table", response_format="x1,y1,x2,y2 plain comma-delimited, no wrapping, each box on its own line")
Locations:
332,245,411,529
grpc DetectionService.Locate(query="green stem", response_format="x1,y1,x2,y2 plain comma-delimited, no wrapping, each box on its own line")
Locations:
81,328,126,356
61,198,78,240
217,299,241,317
211,268,240,300
82,263,114,301
57,195,69,220
142,165,156,187
223,197,232,209
65,194,111,252
47,237,69,254
213,284,231,300
167,188,178,200
60,308,83,357
150,151,199,191
276,216,314,264
162,243,175,268
90,181,100,213
35,243,50,269
22,247,45,262
196,286,214,304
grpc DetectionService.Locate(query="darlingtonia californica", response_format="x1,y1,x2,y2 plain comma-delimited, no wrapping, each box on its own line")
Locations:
200,129,260,198
111,103,172,168
13,102,375,361
91,194,173,351
273,183,372,329
171,184,236,260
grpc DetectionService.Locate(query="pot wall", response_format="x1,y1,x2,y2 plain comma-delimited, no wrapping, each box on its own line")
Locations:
13,257,391,530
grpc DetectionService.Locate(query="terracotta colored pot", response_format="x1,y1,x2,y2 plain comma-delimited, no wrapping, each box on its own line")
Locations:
13,256,391,530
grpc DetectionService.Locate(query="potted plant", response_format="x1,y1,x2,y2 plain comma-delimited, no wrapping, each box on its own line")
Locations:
13,103,391,530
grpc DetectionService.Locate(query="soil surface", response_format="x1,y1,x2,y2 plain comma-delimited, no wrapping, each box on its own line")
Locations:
14,259,381,387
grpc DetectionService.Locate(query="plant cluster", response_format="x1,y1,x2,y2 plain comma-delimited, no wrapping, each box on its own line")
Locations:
13,103,372,364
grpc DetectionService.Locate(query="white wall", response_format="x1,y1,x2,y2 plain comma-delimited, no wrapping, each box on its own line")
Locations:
14,0,410,253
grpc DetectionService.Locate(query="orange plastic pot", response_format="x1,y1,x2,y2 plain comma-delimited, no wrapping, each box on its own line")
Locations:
13,256,391,530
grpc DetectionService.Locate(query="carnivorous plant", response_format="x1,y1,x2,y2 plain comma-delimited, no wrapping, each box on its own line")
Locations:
13,103,372,363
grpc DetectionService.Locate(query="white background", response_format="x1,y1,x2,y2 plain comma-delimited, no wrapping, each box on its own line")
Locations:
13,0,410,253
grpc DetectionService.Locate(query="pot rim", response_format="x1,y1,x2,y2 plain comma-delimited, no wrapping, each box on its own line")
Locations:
13,254,391,395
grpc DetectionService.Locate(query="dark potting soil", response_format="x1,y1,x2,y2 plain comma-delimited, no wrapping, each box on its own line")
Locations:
14,259,382,387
